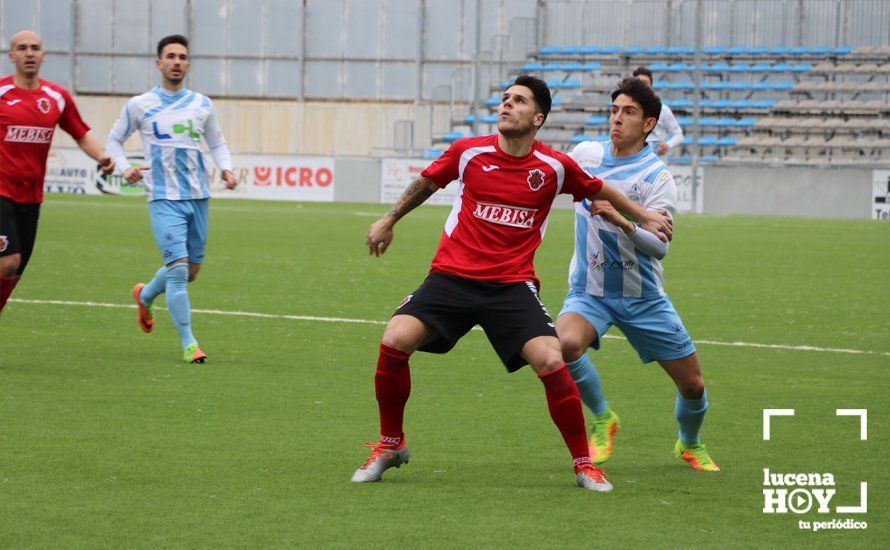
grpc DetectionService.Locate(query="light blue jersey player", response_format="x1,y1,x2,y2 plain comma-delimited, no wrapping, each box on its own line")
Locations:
556,77,719,471
106,34,237,364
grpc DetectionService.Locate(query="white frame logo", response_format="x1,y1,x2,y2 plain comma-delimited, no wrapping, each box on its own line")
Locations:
761,409,868,526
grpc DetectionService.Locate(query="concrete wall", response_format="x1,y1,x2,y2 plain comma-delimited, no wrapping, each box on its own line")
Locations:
702,166,874,219
57,95,415,157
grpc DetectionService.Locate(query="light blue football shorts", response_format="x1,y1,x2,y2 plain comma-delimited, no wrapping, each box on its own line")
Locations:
147,198,209,265
558,290,696,364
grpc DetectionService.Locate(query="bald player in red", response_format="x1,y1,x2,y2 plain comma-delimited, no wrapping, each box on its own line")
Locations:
0,30,113,316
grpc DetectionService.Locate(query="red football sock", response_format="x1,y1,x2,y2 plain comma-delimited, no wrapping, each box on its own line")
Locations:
0,275,20,314
540,365,591,468
375,343,411,447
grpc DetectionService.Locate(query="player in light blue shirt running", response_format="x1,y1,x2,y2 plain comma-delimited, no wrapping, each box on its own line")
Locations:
557,77,719,471
106,34,236,364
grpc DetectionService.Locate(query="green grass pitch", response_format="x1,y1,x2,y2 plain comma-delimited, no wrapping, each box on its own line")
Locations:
2,194,887,548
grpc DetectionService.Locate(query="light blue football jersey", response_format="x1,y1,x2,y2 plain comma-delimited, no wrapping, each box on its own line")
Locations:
107,86,230,201
568,141,678,299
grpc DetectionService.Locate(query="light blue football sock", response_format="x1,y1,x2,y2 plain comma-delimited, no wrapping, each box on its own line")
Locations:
165,263,196,350
565,354,608,416
675,389,708,445
139,266,167,305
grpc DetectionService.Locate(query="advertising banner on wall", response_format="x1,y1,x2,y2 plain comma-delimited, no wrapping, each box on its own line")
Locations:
45,150,335,202
380,158,459,206
872,170,890,220
209,154,335,202
670,165,704,214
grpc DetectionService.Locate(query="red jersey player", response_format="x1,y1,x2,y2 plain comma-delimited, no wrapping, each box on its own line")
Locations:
352,76,672,491
0,30,113,316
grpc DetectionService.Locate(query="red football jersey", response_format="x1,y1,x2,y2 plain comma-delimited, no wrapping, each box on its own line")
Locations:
0,76,90,203
421,134,604,286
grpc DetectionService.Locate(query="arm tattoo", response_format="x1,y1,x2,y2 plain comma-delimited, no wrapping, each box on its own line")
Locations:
386,177,438,221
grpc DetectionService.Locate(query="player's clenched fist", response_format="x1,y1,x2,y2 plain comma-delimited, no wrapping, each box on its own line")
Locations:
366,217,394,256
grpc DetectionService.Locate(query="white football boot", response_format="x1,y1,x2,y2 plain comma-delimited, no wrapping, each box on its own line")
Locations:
351,441,410,482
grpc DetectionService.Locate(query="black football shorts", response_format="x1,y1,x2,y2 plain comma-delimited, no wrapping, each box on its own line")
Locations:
0,195,41,275
393,272,557,372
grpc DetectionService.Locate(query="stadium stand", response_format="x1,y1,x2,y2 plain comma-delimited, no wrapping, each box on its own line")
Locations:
436,43,889,166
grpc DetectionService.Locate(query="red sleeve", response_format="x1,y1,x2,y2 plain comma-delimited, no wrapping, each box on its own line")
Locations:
421,139,468,189
561,154,603,201
58,89,90,140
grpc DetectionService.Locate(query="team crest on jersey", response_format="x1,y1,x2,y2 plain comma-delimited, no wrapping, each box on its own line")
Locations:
0,235,8,253
37,97,51,114
527,169,546,191
626,183,642,202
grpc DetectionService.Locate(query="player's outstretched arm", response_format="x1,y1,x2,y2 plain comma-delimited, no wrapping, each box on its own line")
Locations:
592,183,672,242
589,200,669,259
75,134,114,174
365,176,439,256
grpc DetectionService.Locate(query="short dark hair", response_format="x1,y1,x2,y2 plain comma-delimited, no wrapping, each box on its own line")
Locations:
611,77,662,124
511,75,552,123
632,66,653,81
157,34,189,58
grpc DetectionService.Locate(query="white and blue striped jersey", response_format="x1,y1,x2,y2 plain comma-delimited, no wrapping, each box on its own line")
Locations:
106,86,232,202
568,141,678,299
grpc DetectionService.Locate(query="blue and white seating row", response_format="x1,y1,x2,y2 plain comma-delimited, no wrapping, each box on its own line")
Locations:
648,62,812,73
674,117,757,128
536,45,852,57
654,80,795,91
519,62,602,72
664,98,775,110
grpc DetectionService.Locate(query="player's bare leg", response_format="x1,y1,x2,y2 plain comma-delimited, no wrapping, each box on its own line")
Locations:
557,313,620,463
523,336,612,491
0,254,22,315
351,315,439,482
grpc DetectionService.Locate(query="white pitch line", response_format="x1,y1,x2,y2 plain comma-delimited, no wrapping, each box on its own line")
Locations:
10,298,890,357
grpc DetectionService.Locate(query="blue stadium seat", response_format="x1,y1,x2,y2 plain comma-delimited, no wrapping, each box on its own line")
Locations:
468,114,498,124
598,45,621,54
547,80,581,89
558,46,581,55
698,136,718,145
585,116,608,125
542,63,563,72
681,136,694,145
623,45,647,55
579,44,600,54
666,45,694,55
699,117,716,126
789,63,812,72
727,46,749,55
581,62,602,71
751,99,774,109
442,131,464,143
559,62,583,71
713,117,736,127
750,63,772,72
717,136,738,146
520,62,545,71
676,116,693,125
729,63,753,72
667,63,694,72
701,154,720,163
767,46,793,56
703,46,730,55
736,117,757,127
649,62,670,71
748,46,769,56
551,97,565,106
645,45,668,55
538,45,562,55
484,96,501,107
706,62,731,72
833,46,852,55
569,134,595,144
424,148,444,159
665,98,692,108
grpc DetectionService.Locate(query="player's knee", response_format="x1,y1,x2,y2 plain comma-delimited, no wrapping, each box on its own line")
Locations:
380,326,418,355
678,375,705,400
535,354,567,375
559,335,588,362
0,257,20,278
